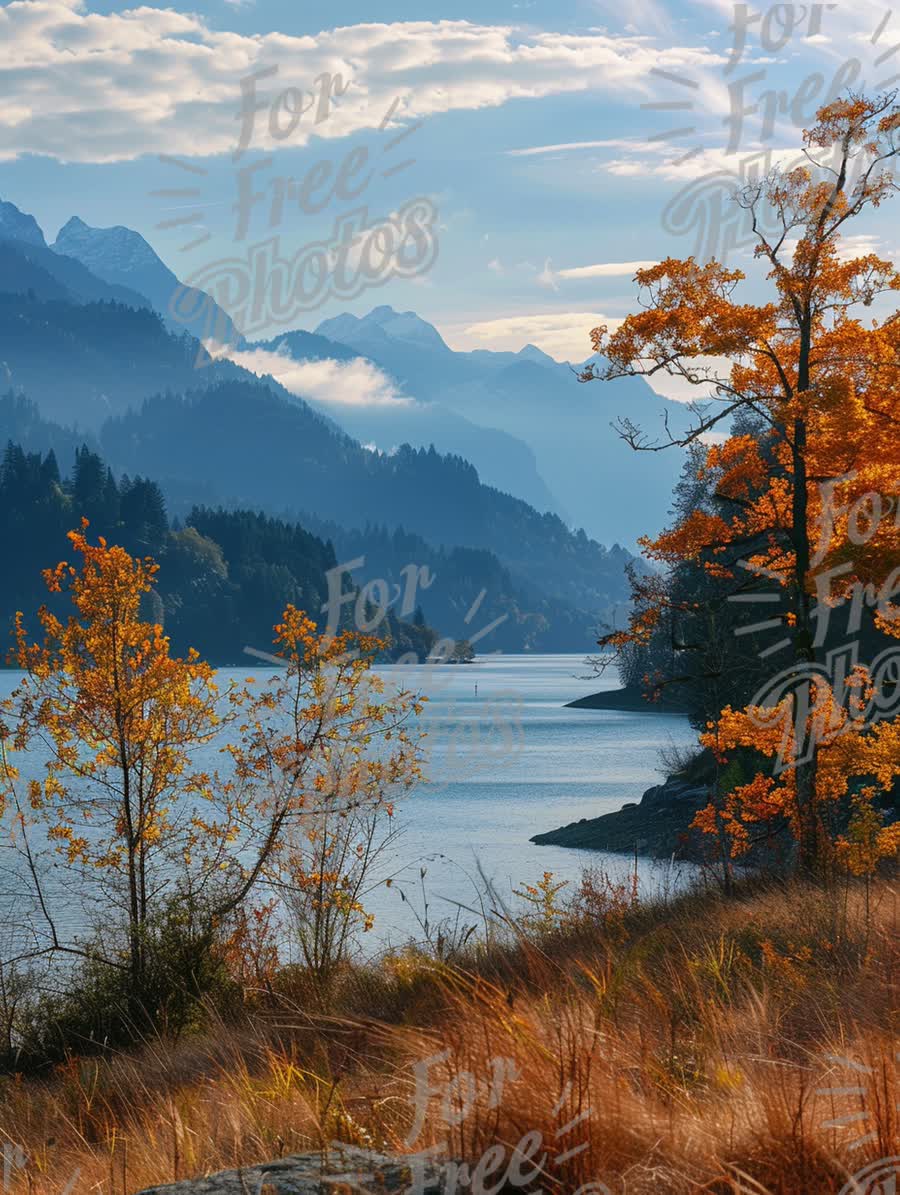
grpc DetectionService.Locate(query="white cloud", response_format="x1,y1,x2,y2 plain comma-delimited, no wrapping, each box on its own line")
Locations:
752,234,890,265
449,310,621,362
536,258,558,290
508,132,808,186
536,258,657,290
557,259,657,280
222,345,412,407
506,138,630,157
0,6,726,163
603,141,803,183
836,233,886,261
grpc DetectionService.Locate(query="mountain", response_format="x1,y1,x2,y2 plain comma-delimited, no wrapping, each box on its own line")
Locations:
252,330,567,518
307,399,567,520
0,290,243,427
297,516,596,652
0,200,46,248
0,220,641,646
0,242,71,304
0,205,598,538
313,306,694,548
0,199,152,310
0,202,259,430
516,343,559,368
252,329,359,365
0,391,94,469
53,215,241,349
0,390,622,652
0,240,152,311
0,281,634,646
318,305,452,354
0,439,439,665
0,200,245,429
99,378,635,628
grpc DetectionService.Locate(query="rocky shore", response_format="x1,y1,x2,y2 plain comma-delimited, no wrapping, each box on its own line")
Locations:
531,774,710,860
565,686,689,713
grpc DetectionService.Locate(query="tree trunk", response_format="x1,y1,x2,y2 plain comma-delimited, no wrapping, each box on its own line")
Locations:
791,317,821,877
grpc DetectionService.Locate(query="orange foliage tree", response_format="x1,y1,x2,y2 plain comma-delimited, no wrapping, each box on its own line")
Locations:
0,525,423,996
224,605,425,991
582,94,900,873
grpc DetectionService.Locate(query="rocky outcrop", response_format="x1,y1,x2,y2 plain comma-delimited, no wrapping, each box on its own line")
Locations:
531,775,710,859
565,687,688,713
137,1144,445,1195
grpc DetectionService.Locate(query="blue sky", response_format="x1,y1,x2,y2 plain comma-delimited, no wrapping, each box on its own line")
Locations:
3,0,899,386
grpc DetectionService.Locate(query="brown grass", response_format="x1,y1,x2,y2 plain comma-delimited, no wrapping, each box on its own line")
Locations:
0,877,896,1194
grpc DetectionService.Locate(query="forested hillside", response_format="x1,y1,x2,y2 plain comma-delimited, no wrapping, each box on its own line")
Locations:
0,442,436,663
0,392,619,651
102,381,636,623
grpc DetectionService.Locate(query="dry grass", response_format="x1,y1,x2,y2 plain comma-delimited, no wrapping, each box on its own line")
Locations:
0,877,896,1194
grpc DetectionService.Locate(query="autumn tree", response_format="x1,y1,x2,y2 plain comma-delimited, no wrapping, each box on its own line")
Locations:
0,527,424,1019
582,93,900,873
223,605,424,993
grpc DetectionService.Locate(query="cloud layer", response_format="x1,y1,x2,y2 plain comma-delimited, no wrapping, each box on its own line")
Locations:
0,3,724,163
225,345,411,407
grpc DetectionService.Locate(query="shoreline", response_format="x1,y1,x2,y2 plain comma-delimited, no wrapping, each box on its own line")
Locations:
565,687,689,713
537,689,702,859
530,774,708,861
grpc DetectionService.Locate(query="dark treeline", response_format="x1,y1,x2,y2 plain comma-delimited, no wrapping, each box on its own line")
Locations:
299,515,595,652
0,441,438,664
620,434,896,731
0,391,618,652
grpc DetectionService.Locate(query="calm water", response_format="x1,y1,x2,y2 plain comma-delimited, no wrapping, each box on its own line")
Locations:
0,655,696,954
360,653,696,948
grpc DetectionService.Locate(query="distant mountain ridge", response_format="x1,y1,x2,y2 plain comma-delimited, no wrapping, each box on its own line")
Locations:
0,281,637,645
0,437,440,665
307,305,692,548
99,379,636,621
0,231,152,311
318,305,453,354
0,200,46,248
252,329,568,518
0,197,240,351
0,385,627,653
0,195,686,549
53,213,240,348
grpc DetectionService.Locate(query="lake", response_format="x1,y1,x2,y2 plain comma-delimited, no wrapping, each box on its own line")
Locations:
360,652,696,949
0,655,697,955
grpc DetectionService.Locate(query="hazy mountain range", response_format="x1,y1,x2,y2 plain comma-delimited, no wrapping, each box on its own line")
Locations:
248,328,566,519
0,196,656,652
0,195,690,548
307,305,693,548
